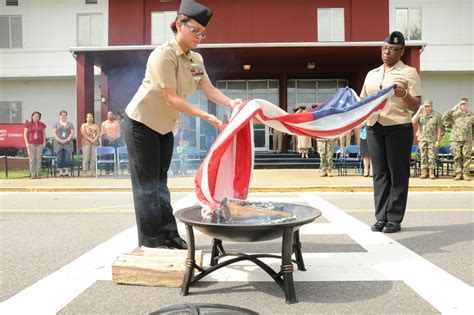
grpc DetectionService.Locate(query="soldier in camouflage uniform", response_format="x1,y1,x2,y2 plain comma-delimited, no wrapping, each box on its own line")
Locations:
442,98,474,181
318,139,336,177
412,100,442,179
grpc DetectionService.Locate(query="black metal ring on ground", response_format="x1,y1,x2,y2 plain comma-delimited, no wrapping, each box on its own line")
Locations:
152,303,258,315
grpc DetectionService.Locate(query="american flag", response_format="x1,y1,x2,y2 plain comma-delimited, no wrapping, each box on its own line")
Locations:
195,84,395,211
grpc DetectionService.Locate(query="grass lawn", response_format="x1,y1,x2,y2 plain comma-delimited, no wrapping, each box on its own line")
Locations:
0,169,30,179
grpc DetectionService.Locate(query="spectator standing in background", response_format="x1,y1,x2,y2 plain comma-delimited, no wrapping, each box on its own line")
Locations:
318,138,336,177
412,100,442,179
442,98,473,181
23,111,46,179
296,106,311,158
80,113,100,177
100,111,122,175
52,110,75,178
359,124,373,177
101,111,122,147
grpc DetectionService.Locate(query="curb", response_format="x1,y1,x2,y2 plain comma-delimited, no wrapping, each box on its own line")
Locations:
0,185,472,193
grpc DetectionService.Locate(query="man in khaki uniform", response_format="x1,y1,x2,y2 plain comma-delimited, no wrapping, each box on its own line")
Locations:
318,139,336,177
412,100,442,179
442,98,473,181
339,128,360,149
271,128,283,153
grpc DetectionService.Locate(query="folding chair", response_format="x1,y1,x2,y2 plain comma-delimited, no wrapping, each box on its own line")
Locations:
170,147,182,175
182,146,201,175
76,148,83,177
117,146,129,176
410,145,421,177
41,147,55,178
96,146,116,178
437,145,454,177
333,144,341,174
340,144,362,175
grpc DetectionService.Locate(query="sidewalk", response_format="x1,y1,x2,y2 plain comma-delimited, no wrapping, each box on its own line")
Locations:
0,169,472,192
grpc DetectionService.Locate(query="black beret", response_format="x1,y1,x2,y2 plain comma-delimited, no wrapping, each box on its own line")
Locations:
384,31,405,46
179,0,212,27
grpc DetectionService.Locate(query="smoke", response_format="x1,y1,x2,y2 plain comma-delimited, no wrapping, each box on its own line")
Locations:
106,64,147,115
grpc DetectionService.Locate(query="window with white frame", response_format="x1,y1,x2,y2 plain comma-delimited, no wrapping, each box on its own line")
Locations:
317,8,344,41
0,15,22,48
0,101,22,123
77,13,103,46
287,79,348,113
151,11,177,45
395,8,422,40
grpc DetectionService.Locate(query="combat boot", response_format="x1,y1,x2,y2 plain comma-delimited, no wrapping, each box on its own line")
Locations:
328,170,333,177
462,174,471,181
454,173,462,180
320,171,328,177
429,169,436,179
419,168,428,179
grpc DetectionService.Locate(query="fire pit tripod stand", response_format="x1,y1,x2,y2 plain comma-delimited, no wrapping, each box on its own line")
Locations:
175,202,321,304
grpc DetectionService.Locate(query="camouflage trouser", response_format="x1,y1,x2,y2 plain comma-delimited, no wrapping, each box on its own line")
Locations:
419,141,437,170
452,141,472,175
318,141,335,172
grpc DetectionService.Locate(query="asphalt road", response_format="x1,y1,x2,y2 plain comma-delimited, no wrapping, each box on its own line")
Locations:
0,191,472,314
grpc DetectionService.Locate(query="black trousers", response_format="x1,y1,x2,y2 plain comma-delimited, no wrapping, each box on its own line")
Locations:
124,115,178,247
367,122,413,223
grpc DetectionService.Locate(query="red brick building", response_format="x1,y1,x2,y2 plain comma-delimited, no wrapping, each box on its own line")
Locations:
72,0,422,151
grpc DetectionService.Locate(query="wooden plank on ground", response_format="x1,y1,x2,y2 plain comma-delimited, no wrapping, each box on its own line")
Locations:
112,248,203,288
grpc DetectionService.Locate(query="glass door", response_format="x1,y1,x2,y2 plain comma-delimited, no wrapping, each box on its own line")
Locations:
216,80,279,151
252,122,268,151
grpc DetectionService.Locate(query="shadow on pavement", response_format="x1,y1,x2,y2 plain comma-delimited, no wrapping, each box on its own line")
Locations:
397,222,474,255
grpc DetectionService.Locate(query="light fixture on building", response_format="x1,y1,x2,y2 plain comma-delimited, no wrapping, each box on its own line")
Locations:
307,62,316,70
101,97,107,103
243,64,251,71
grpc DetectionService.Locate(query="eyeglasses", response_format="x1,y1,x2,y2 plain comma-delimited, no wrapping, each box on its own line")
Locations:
381,46,403,52
182,21,207,39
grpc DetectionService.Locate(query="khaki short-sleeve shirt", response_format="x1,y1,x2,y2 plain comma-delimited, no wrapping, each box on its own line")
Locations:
360,60,422,126
125,38,211,134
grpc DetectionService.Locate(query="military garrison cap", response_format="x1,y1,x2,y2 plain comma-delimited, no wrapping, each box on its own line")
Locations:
423,100,433,106
179,0,212,26
385,31,405,46
459,98,468,104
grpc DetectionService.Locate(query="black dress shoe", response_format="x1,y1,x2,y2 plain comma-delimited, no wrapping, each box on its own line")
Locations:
167,236,188,250
382,222,401,233
371,220,386,232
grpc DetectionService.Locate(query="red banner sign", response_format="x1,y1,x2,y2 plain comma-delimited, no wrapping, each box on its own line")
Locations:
0,124,26,148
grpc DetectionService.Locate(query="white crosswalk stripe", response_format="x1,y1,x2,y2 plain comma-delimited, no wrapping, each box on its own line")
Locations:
1,193,472,314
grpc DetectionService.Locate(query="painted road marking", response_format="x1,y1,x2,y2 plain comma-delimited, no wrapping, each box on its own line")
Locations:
191,193,473,314
1,193,472,314
304,193,473,314
0,194,198,314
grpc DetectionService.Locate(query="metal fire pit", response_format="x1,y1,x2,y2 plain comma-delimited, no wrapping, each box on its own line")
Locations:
175,202,321,304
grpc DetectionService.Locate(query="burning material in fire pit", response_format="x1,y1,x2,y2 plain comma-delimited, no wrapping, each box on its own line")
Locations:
211,198,297,224
176,202,321,303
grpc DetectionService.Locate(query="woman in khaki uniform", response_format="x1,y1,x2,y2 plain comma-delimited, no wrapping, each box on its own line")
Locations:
361,31,421,234
124,0,242,249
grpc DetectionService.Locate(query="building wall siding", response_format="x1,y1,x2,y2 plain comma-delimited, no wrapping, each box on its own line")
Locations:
0,78,101,137
109,0,389,45
0,0,109,78
421,72,474,113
